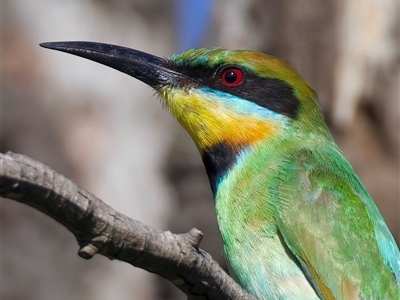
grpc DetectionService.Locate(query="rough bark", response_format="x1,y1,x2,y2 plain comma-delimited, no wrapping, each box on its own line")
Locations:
0,152,255,300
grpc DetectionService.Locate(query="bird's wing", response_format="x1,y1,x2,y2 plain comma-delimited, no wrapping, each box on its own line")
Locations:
274,146,400,299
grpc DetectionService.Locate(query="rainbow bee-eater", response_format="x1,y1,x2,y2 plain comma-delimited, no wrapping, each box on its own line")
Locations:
40,41,400,300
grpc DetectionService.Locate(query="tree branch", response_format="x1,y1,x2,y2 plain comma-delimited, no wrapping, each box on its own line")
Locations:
0,152,255,300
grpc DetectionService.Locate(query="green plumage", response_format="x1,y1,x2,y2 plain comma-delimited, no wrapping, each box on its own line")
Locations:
170,48,400,299
216,132,399,299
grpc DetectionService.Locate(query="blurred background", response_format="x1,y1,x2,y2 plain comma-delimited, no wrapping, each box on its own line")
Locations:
2,0,399,299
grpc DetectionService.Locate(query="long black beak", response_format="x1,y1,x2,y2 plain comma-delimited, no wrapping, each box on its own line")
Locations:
40,41,184,87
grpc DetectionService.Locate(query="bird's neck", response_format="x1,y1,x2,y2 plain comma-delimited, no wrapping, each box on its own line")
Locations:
162,88,287,193
201,141,242,195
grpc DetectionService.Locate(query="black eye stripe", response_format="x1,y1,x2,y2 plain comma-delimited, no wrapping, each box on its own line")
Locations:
171,63,299,118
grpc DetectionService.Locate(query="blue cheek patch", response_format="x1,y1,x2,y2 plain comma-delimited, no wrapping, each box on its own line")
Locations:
198,87,289,123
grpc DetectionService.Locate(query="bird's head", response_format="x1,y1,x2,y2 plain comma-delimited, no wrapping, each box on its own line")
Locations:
40,42,330,192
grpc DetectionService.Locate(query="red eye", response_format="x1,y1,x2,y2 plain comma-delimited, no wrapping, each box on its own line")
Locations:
220,68,244,86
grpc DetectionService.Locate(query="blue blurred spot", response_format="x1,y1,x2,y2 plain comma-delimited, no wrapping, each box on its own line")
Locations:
174,0,213,51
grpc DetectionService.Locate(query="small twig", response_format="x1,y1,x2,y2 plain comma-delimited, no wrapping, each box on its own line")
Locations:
0,152,255,300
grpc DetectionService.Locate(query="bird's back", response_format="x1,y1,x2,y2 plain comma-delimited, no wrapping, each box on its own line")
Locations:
215,135,400,300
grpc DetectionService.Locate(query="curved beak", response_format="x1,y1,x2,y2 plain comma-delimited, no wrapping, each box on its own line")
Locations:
40,41,184,88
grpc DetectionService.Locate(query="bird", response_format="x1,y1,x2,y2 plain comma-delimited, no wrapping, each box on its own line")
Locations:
40,41,400,300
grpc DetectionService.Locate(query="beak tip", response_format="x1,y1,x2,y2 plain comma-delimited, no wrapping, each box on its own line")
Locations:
40,41,76,51
40,42,62,50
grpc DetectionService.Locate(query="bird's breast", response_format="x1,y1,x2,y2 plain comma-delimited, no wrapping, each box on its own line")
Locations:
213,146,319,299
